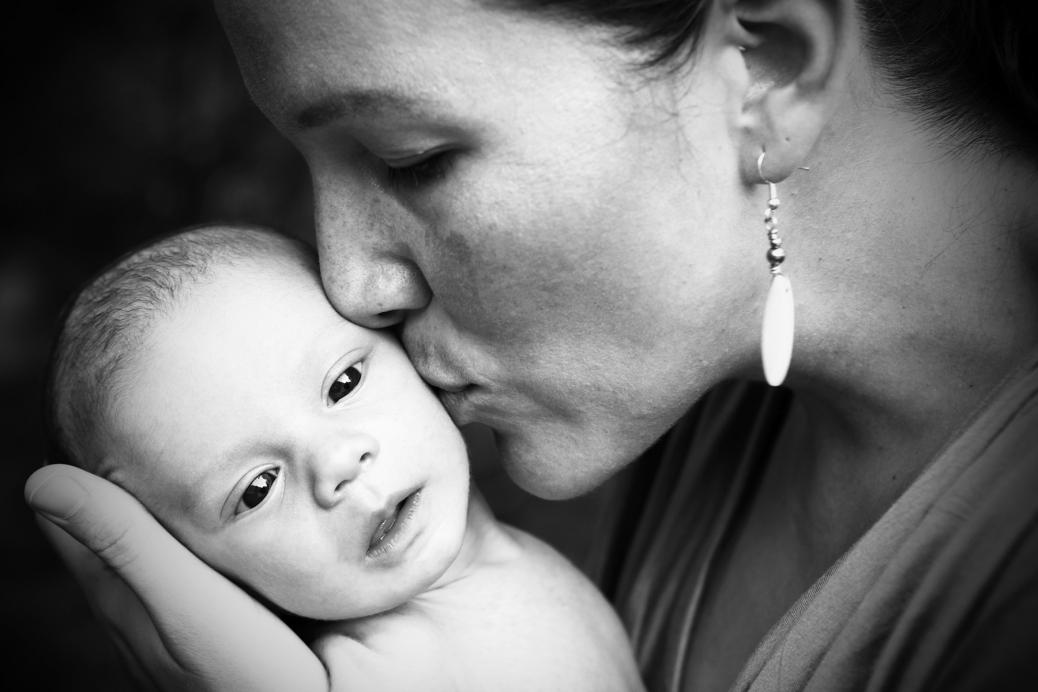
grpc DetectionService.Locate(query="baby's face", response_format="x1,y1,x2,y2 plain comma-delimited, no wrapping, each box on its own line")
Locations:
104,256,470,619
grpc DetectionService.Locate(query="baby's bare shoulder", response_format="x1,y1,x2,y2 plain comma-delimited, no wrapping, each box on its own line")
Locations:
310,606,457,690
313,525,644,690
431,526,645,690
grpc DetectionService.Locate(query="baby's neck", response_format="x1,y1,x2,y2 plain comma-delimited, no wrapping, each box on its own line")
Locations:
429,487,519,590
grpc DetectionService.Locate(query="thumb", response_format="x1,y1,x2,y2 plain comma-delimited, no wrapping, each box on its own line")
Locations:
25,464,327,692
25,462,253,623
25,464,160,578
24,464,89,523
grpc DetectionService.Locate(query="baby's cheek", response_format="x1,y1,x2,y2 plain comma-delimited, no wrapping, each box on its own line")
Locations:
245,560,331,618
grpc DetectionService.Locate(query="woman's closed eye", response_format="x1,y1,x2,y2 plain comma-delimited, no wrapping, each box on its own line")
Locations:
328,363,364,404
383,150,453,189
237,468,279,514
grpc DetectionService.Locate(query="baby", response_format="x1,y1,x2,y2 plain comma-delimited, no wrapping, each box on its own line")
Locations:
43,224,643,691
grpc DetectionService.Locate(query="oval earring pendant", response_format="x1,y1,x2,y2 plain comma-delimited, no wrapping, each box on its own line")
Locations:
761,273,794,386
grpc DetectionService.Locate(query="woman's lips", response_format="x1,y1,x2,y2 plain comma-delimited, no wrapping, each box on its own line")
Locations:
402,335,472,391
436,386,474,424
366,489,422,558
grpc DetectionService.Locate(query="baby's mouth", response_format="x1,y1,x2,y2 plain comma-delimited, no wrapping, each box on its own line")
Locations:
367,490,420,555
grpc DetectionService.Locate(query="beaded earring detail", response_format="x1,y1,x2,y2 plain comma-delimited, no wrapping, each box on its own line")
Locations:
758,150,794,386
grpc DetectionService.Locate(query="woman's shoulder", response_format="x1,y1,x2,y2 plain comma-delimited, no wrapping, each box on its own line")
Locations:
734,357,1038,691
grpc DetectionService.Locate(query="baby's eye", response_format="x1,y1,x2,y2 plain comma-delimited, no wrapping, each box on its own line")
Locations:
328,364,363,404
238,469,279,513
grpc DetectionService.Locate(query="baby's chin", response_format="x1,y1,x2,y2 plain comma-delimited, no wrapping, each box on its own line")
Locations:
263,529,468,621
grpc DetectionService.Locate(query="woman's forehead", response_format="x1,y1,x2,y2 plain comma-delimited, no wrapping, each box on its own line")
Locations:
216,0,622,125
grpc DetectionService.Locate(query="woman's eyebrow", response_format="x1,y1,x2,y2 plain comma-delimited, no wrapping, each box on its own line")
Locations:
294,88,438,131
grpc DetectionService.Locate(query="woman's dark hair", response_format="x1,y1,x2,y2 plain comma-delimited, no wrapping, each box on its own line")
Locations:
499,0,1038,155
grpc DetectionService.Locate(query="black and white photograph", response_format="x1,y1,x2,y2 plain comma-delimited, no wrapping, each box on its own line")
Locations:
6,0,1038,689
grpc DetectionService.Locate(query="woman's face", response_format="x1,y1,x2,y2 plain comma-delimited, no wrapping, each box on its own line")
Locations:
217,0,759,498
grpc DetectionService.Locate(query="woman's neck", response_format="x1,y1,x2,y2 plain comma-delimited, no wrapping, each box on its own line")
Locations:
775,106,1038,562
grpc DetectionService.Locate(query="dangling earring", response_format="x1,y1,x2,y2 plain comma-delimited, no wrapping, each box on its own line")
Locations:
758,150,794,386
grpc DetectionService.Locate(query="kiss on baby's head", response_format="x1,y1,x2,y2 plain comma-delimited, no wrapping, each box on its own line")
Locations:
45,225,473,620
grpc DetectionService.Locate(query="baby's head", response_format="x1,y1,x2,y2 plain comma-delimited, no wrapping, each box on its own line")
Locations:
45,225,471,620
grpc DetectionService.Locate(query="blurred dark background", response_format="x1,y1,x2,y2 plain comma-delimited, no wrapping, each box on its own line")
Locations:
2,2,613,688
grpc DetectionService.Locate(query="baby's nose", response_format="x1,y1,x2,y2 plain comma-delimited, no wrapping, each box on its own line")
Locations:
310,431,379,508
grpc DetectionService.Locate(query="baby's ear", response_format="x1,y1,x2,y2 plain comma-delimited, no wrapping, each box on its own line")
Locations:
726,0,860,183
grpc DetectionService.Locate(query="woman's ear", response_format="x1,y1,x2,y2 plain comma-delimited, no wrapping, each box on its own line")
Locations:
727,0,859,183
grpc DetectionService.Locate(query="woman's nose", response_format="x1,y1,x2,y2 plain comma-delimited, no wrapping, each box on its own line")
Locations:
309,430,379,509
315,182,432,328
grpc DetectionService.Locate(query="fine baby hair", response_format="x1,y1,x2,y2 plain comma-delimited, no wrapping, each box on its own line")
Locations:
44,224,312,477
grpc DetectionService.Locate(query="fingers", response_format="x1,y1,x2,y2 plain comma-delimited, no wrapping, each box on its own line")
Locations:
26,464,328,692
35,514,146,630
26,464,186,588
40,516,172,692
29,469,195,690
26,463,244,623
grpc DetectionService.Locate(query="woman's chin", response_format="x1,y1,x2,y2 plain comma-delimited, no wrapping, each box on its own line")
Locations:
494,432,626,500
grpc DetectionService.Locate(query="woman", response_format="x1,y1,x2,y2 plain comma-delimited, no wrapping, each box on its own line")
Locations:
26,0,1038,689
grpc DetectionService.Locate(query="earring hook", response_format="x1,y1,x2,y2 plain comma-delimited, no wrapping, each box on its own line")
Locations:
757,149,778,200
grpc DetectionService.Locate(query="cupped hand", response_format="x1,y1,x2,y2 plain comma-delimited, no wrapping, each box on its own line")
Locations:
25,464,327,692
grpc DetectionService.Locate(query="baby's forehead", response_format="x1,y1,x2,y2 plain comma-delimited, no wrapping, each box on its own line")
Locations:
104,253,339,505
181,247,321,306
213,245,317,283
131,244,359,390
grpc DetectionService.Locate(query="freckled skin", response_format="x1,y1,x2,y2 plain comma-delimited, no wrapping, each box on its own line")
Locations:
216,0,762,498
